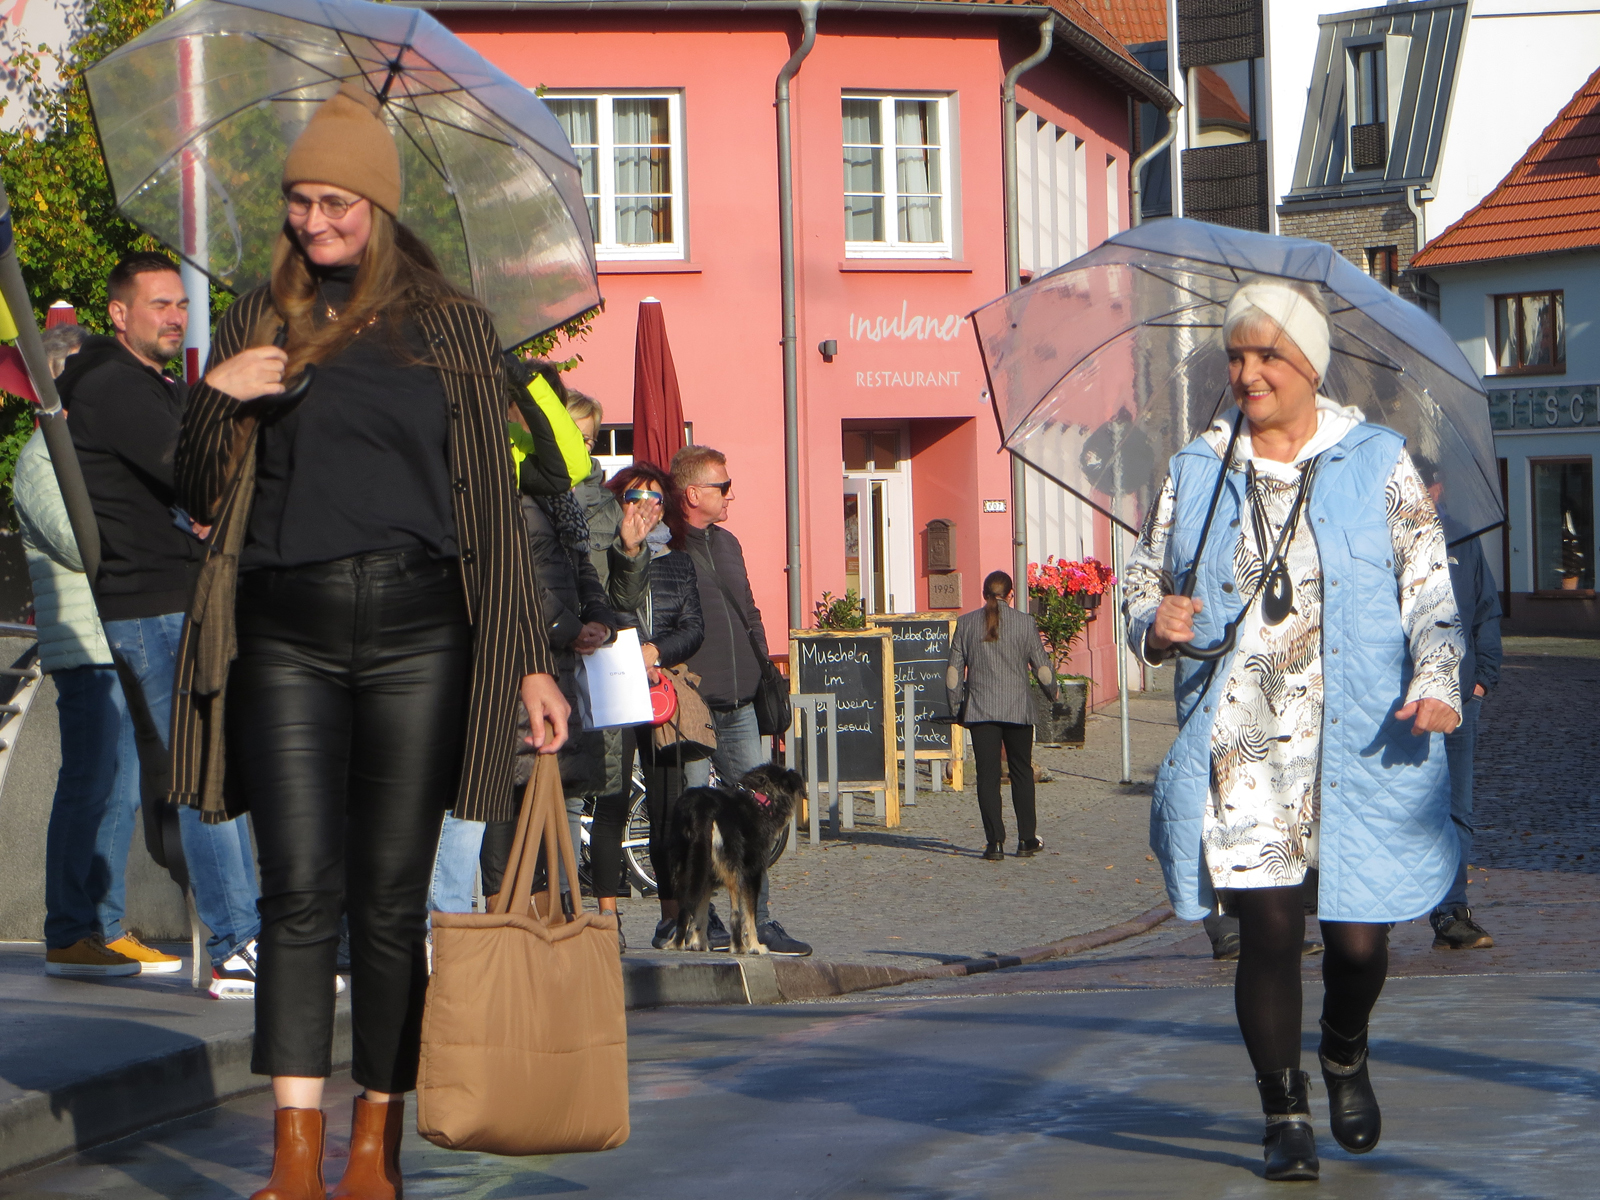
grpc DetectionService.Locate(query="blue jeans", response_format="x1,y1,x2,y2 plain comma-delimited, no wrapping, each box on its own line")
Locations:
43,666,140,948
1437,695,1482,913
103,613,261,965
685,702,775,923
430,813,486,914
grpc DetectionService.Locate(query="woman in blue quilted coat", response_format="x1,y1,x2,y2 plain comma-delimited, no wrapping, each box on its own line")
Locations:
1123,279,1464,1181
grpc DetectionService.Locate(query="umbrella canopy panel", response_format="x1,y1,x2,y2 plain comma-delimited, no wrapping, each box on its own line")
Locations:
86,0,600,348
973,219,1503,545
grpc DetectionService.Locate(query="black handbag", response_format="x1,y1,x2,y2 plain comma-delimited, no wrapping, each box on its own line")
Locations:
709,573,792,737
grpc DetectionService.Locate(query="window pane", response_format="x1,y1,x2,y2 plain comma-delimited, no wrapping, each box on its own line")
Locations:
1191,61,1255,146
615,195,672,245
1353,47,1386,125
1495,295,1517,370
1521,294,1555,368
842,98,881,147
895,99,939,149
549,98,597,146
898,194,942,243
845,194,885,241
615,146,671,196
1532,460,1593,589
844,146,882,195
872,430,899,469
613,98,670,145
843,430,871,470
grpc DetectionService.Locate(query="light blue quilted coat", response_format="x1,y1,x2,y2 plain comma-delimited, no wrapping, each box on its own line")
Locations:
1129,422,1457,924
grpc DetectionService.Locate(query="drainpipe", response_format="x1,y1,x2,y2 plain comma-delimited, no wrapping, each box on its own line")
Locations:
1130,102,1180,227
1404,184,1436,316
777,1,819,630
1002,13,1053,608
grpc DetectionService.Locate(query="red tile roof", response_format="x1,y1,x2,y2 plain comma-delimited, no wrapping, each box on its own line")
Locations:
1413,64,1600,269
1080,0,1166,46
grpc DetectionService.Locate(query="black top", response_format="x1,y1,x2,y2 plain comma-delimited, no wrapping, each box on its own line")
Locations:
242,269,458,570
682,523,768,709
60,336,204,620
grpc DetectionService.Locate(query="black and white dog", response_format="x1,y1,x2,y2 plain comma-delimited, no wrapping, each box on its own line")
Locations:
665,764,805,954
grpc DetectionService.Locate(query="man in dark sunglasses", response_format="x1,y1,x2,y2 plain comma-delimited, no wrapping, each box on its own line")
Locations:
669,445,811,957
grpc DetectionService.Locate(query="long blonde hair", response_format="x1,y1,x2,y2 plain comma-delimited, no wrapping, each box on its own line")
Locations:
268,205,478,375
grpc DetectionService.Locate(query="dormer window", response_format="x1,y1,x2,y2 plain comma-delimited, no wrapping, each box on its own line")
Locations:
1349,45,1387,170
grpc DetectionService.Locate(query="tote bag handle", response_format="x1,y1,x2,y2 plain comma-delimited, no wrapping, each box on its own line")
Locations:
490,731,583,925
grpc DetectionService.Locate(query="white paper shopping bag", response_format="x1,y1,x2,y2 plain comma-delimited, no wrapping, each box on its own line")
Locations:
581,628,653,728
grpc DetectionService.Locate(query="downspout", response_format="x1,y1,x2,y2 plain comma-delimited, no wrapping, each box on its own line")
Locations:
777,0,819,630
1129,102,1180,227
1001,13,1053,608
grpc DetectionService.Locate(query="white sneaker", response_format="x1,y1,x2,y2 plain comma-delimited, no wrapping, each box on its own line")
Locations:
208,938,258,999
207,939,347,999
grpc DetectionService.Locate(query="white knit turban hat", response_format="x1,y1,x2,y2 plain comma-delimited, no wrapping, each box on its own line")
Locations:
1221,281,1332,383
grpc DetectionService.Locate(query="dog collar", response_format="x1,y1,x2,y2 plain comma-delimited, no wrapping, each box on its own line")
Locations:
738,786,772,808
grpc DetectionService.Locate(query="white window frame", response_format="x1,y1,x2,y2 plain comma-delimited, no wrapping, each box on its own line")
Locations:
842,92,956,260
543,90,687,261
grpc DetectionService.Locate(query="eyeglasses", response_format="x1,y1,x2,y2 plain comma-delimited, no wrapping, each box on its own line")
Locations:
285,192,365,220
693,479,733,496
623,488,663,504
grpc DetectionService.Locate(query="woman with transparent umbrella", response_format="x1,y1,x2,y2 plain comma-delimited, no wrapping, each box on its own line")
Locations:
1123,279,1464,1182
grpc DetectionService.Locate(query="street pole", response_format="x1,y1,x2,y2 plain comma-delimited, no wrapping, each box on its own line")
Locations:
1001,15,1053,607
176,0,209,383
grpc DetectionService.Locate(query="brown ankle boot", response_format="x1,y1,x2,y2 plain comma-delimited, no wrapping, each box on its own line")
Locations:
251,1107,326,1200
329,1095,405,1200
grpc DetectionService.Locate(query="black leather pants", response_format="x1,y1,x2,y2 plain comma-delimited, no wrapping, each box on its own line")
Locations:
229,549,471,1091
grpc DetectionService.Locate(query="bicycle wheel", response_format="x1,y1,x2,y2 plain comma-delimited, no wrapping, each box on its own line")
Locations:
766,817,789,868
621,766,657,894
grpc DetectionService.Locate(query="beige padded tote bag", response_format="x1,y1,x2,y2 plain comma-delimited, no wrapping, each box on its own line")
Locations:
417,750,629,1155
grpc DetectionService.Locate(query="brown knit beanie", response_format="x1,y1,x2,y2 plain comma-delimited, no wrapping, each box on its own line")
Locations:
282,85,401,215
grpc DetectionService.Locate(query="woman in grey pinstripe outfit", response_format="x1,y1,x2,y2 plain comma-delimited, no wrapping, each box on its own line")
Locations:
946,571,1058,861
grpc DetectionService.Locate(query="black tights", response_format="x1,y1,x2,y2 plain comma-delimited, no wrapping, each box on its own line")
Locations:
1233,885,1389,1074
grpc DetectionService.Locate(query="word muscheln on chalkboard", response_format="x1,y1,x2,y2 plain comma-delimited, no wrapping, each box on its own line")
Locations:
791,632,891,785
880,618,954,753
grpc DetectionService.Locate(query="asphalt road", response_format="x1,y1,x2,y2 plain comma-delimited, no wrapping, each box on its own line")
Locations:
5,645,1594,1199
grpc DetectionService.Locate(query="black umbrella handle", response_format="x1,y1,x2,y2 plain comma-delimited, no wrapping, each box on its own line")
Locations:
270,363,316,404
1173,619,1238,661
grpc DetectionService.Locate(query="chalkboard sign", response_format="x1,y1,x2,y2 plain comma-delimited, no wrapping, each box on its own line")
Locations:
790,629,896,800
873,614,967,789
878,617,953,751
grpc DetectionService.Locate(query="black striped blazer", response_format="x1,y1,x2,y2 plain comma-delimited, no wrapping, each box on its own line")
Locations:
170,287,554,824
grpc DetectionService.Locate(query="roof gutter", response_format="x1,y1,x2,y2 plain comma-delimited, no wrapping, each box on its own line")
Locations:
776,0,819,629
400,0,1177,109
1001,13,1053,609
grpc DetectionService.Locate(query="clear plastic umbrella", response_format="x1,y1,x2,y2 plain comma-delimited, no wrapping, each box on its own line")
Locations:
84,0,599,347
972,218,1502,545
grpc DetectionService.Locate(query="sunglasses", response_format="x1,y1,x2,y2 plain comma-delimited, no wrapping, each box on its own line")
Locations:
694,479,733,496
623,488,663,504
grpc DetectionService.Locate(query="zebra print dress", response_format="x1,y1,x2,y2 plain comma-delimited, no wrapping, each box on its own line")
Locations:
1128,405,1462,891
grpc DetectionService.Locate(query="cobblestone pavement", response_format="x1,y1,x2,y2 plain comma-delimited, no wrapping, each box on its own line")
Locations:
614,676,1178,964
1470,637,1600,875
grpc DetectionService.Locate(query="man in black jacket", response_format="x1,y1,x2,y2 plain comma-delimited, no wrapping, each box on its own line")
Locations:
60,253,261,997
671,445,811,956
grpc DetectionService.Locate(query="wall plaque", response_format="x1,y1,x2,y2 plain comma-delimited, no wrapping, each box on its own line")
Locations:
928,572,963,609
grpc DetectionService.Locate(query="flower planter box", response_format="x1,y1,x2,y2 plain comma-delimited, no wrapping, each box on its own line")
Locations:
1032,677,1087,746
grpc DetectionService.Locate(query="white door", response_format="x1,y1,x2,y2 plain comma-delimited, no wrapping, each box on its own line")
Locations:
843,427,915,615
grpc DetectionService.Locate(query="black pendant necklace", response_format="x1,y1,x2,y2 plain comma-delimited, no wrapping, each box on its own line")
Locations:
1246,460,1314,627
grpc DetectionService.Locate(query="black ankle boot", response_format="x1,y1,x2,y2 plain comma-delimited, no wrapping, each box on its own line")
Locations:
1319,1019,1381,1153
1255,1069,1319,1181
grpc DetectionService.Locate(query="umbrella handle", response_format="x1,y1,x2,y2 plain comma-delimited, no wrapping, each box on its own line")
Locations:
1173,619,1238,661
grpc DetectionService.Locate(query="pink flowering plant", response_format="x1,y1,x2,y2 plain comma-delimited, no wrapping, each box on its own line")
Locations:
1027,556,1116,671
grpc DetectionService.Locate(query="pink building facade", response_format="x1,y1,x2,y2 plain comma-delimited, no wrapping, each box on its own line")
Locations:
418,1,1170,703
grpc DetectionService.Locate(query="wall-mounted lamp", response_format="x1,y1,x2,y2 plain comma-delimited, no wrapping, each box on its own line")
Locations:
818,339,838,363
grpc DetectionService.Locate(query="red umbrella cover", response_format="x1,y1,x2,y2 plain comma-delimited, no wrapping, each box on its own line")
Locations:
0,346,38,404
44,301,78,328
631,298,686,470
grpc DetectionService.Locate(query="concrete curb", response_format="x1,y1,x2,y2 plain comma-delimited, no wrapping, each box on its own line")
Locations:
0,905,1170,1179
0,1008,351,1180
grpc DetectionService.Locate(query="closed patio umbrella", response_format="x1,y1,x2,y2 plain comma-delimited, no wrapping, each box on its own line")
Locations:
631,297,686,469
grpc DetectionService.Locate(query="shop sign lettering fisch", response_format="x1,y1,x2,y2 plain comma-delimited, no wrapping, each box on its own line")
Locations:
1488,384,1599,430
848,302,968,343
